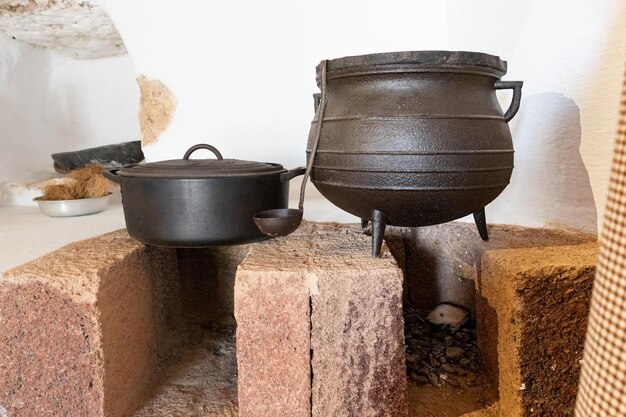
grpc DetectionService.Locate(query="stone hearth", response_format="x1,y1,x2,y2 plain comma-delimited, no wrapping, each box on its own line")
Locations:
0,222,596,417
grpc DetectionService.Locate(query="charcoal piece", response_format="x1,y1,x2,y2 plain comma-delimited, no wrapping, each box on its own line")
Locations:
52,141,144,173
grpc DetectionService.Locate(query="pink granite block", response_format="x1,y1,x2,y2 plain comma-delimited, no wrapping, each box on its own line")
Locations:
0,282,103,416
311,226,408,417
235,222,407,417
234,267,312,417
0,230,180,417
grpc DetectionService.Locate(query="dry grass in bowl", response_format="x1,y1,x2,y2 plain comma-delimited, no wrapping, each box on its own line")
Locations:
40,164,113,201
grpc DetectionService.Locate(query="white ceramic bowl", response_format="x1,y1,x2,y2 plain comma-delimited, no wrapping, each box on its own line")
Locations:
33,193,112,217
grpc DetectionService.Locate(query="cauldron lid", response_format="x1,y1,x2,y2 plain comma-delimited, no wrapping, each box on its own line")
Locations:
318,50,507,80
115,144,286,179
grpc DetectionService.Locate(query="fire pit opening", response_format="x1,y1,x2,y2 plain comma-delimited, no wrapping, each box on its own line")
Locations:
137,223,597,417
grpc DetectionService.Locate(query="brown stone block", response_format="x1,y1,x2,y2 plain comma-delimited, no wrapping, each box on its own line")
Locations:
476,238,597,417
234,225,318,417
396,222,596,317
0,230,180,417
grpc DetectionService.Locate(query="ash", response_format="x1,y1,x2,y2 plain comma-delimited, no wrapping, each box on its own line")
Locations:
404,306,490,388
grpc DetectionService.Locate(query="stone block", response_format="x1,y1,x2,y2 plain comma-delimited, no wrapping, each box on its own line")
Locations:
177,245,250,324
388,222,596,317
476,237,597,417
0,230,180,417
311,247,407,416
235,268,312,417
399,223,480,313
235,222,407,417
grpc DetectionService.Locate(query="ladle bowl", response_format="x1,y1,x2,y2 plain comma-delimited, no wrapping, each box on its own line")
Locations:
253,208,303,237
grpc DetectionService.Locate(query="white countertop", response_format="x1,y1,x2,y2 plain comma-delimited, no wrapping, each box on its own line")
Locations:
0,181,359,275
0,203,127,274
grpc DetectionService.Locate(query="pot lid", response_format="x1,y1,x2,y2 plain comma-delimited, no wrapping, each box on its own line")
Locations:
318,50,507,83
115,144,286,179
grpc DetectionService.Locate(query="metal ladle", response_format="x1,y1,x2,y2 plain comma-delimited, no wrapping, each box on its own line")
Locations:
253,60,328,237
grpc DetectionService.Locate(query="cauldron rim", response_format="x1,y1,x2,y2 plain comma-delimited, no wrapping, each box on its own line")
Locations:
317,50,507,82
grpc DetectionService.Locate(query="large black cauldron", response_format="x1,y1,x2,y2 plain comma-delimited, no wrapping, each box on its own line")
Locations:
307,51,523,256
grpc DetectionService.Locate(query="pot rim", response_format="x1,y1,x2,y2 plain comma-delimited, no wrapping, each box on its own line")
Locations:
317,50,507,82
115,159,288,179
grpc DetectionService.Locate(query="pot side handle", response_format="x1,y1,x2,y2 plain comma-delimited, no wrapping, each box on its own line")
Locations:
281,166,306,182
103,169,121,184
494,80,523,122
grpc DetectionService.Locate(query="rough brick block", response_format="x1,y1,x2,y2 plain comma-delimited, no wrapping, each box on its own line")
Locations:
390,223,481,313
235,222,407,417
313,269,406,417
235,268,312,417
386,223,597,317
234,223,316,417
476,238,597,417
0,230,180,417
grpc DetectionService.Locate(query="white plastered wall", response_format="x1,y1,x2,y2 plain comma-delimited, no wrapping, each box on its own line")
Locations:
445,0,626,234
2,0,626,235
0,33,140,204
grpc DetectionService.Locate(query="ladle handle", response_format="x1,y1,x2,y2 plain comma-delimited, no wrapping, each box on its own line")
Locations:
299,60,329,211
183,144,224,160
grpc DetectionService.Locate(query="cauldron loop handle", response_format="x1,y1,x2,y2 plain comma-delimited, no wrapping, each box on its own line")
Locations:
494,80,523,122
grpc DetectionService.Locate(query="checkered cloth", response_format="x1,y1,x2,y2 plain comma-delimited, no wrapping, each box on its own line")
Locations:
575,70,626,416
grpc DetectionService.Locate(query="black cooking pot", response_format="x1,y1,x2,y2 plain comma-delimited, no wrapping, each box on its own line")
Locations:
104,144,305,247
307,51,523,256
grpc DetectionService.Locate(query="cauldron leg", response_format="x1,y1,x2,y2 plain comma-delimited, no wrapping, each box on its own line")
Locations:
371,209,386,258
473,207,489,241
361,218,369,229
